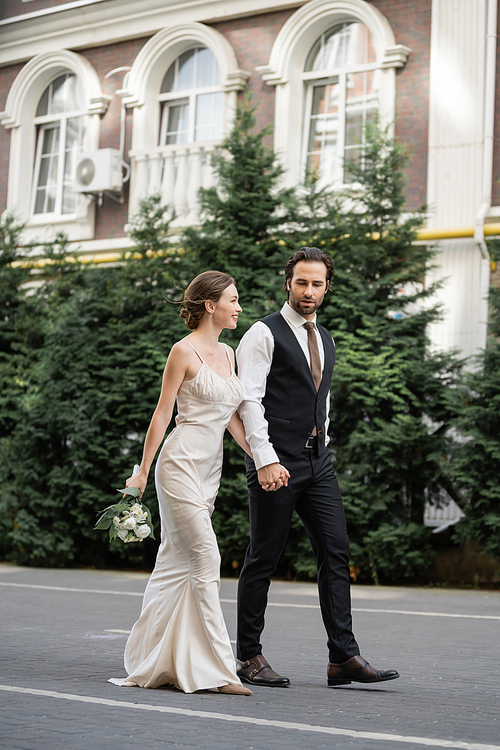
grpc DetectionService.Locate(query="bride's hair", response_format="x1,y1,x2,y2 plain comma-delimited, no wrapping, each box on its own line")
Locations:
180,270,236,330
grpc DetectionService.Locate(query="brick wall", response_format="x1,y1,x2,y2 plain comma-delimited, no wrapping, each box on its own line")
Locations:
82,38,151,240
0,0,67,21
213,2,432,212
210,9,295,138
0,63,24,214
0,38,149,238
0,2,433,238
87,11,298,239
370,0,432,212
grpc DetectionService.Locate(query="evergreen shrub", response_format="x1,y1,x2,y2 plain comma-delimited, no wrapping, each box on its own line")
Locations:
452,241,500,564
2,103,490,585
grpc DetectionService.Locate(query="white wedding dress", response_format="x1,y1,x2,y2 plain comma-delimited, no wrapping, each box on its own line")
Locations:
110,344,243,693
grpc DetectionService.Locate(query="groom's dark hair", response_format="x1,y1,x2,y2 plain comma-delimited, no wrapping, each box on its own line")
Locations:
283,247,335,295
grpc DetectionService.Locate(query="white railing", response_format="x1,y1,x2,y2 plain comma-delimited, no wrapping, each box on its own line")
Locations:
129,140,221,226
424,499,464,531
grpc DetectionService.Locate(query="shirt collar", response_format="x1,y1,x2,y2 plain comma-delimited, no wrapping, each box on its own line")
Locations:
281,301,317,329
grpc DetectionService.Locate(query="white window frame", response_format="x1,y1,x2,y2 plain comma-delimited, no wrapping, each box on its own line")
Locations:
159,89,225,145
0,50,110,243
158,47,224,146
301,26,382,188
302,75,342,187
32,75,87,218
120,22,249,219
256,0,410,190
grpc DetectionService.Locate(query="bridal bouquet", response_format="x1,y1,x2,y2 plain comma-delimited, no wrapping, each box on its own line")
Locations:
94,486,156,544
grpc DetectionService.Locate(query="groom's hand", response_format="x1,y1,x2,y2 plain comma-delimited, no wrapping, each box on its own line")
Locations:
258,463,290,492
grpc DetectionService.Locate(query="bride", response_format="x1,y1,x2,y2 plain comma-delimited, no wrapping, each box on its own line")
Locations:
110,270,288,695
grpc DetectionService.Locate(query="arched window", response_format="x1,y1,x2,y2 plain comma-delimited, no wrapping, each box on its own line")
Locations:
257,0,410,191
122,23,249,225
33,73,86,216
303,22,379,186
158,47,224,145
1,51,109,242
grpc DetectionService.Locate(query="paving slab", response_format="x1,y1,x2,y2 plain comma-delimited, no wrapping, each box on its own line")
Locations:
0,563,499,750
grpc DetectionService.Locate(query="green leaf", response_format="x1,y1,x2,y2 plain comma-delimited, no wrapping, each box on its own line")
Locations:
94,502,130,530
116,486,141,498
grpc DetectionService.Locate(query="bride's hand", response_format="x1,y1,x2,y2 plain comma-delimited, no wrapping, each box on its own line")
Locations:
125,472,147,500
278,467,290,487
259,463,290,492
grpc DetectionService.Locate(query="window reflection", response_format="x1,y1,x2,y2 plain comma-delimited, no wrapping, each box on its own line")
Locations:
33,74,85,215
159,47,223,146
304,22,379,186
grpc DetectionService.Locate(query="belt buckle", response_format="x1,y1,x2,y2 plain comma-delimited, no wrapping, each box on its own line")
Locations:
305,436,315,449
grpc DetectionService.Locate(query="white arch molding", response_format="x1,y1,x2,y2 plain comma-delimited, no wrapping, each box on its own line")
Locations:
257,0,410,188
0,50,110,242
121,22,249,221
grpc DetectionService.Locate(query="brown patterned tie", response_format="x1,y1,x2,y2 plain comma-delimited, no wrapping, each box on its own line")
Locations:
303,321,322,391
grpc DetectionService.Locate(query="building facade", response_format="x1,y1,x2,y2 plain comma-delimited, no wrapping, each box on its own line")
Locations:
1,0,499,359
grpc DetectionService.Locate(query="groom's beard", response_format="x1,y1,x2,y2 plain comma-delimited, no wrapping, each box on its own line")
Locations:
288,290,324,318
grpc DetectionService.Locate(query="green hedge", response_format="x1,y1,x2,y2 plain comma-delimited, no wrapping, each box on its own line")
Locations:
1,102,499,583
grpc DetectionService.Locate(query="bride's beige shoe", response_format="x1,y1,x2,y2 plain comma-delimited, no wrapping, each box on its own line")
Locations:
218,683,252,695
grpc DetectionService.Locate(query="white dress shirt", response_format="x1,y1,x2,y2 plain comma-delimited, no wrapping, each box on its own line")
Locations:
237,302,331,470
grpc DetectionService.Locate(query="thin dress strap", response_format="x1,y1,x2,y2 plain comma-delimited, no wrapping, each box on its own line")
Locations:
187,341,205,363
187,341,233,377
223,343,235,374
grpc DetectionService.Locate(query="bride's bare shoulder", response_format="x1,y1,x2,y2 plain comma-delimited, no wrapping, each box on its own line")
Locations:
166,337,198,369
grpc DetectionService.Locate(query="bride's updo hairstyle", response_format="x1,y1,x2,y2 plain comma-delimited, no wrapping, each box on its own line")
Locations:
180,270,236,330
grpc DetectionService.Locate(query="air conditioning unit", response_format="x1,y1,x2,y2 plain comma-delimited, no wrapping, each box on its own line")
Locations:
74,148,123,194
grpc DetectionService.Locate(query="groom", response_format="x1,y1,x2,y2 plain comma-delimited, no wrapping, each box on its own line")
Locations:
235,247,399,688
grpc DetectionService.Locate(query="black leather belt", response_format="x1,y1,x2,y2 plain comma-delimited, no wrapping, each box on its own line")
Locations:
305,436,318,449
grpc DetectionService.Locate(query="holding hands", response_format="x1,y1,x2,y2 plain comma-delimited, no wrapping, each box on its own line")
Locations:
258,462,290,492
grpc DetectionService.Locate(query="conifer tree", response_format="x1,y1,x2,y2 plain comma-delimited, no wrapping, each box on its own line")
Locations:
0,200,189,567
452,249,500,561
181,99,297,571
0,216,33,442
183,97,296,315
291,125,464,582
0,107,472,583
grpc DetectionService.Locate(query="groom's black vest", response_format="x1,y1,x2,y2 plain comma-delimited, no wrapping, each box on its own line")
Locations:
260,312,335,457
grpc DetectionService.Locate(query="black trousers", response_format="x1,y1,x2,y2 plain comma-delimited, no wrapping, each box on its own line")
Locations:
237,447,360,663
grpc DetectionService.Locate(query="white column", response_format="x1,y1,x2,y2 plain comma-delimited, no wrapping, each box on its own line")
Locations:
173,147,189,221
427,1,486,228
186,145,202,224
426,239,484,360
129,153,149,216
426,0,489,359
160,149,176,217
148,152,163,196
203,146,216,190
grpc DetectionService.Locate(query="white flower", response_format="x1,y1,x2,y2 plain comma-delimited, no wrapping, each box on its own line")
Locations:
112,516,121,528
129,504,148,522
135,524,151,540
122,516,137,531
117,528,129,541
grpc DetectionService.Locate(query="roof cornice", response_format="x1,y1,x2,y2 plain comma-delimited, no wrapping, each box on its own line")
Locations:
0,0,303,68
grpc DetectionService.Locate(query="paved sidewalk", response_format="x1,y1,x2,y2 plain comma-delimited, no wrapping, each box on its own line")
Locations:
0,563,499,750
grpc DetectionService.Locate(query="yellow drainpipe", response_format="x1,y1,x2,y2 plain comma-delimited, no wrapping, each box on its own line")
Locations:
11,225,500,269
417,223,500,241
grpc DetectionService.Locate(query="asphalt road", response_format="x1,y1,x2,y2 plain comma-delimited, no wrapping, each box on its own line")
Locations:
1,563,499,750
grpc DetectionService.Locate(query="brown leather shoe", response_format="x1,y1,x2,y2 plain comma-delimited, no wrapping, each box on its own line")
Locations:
237,655,290,687
327,655,399,687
